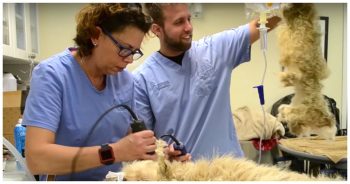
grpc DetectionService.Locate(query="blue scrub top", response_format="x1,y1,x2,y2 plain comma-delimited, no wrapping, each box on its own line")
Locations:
133,24,251,160
22,48,134,180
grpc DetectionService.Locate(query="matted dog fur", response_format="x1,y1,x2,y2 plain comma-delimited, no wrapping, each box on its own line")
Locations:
277,3,336,140
121,140,337,181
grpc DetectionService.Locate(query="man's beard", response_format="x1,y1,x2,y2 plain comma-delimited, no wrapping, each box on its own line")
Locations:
164,31,192,52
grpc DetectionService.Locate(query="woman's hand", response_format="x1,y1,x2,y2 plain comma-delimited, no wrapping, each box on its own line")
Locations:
113,130,157,162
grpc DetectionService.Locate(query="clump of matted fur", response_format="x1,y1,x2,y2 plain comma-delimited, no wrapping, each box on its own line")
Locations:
277,3,336,140
122,140,338,181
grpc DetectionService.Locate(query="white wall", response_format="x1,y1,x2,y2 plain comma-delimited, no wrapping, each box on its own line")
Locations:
38,3,347,128
37,3,84,61
315,3,347,129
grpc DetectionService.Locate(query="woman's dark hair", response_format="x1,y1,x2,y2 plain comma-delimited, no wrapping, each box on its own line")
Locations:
74,3,152,57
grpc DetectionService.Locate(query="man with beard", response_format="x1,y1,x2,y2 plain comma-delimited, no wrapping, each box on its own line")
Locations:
133,4,280,161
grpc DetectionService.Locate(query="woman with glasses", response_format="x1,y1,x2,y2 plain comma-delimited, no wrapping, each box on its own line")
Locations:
22,4,156,180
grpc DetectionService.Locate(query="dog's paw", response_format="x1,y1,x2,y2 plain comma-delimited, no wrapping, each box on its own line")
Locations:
278,104,290,113
277,105,291,121
280,72,297,86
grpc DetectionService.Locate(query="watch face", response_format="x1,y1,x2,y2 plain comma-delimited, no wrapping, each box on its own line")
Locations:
99,144,115,165
101,149,113,160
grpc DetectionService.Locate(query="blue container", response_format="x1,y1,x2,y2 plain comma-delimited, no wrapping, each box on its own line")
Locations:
14,119,26,157
14,119,26,171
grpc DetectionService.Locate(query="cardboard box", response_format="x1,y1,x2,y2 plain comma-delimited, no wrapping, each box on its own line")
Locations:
3,91,22,108
3,91,22,145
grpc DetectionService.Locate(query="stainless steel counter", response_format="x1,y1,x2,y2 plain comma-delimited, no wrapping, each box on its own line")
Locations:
3,156,29,181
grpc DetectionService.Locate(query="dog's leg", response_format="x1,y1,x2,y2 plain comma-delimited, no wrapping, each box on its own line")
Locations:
277,104,291,122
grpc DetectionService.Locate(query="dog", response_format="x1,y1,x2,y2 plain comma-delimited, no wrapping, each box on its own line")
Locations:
120,140,337,181
277,3,337,140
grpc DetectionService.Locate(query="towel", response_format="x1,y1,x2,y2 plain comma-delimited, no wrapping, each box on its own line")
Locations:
279,136,347,163
233,106,285,141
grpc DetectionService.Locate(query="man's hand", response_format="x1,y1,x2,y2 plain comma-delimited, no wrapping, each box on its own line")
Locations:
249,16,282,44
164,143,191,162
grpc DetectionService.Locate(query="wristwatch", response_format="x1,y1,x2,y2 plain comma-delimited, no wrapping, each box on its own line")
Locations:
98,144,115,165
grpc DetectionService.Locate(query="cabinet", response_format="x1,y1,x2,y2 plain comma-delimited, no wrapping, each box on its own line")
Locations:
3,3,39,63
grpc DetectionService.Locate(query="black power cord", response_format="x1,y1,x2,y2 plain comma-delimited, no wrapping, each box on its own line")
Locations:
69,104,141,180
160,134,187,156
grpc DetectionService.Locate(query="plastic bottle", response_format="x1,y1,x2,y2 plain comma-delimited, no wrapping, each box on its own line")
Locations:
3,73,17,91
14,118,26,170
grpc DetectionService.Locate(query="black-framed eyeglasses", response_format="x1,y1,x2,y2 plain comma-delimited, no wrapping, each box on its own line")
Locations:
101,28,143,60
